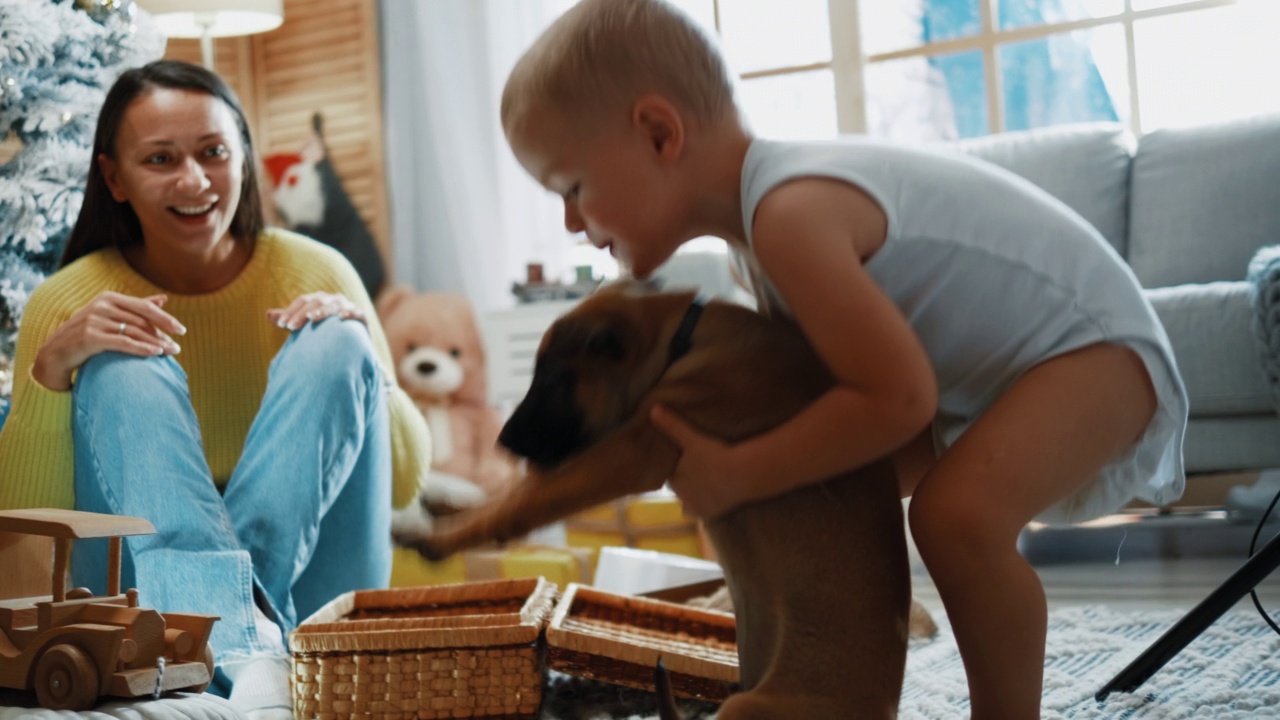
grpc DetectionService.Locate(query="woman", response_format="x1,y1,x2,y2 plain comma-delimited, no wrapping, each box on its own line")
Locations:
0,60,430,716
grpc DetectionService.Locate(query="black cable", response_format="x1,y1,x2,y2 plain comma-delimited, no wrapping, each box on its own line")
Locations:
1247,481,1280,636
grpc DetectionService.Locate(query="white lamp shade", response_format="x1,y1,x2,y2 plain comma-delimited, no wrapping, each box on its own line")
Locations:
140,0,284,38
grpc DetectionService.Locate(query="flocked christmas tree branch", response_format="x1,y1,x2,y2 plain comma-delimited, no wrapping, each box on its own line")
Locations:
0,0,164,419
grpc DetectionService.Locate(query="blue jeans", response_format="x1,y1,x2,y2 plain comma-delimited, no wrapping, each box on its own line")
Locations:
69,319,391,671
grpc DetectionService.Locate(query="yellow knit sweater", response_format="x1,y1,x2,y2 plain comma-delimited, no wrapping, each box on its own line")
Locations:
0,228,430,511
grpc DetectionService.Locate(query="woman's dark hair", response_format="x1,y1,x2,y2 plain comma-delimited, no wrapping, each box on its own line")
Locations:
60,59,265,268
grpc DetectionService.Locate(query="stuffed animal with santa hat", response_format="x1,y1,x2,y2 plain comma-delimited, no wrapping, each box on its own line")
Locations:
264,113,387,299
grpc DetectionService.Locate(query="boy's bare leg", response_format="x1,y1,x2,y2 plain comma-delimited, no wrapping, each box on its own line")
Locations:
907,343,1157,720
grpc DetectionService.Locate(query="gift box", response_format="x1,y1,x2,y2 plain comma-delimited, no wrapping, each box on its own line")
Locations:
565,491,707,560
462,545,594,587
390,547,467,588
592,546,724,597
290,578,558,720
391,545,593,589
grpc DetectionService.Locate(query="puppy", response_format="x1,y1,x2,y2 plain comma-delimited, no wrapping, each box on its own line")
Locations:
396,282,912,719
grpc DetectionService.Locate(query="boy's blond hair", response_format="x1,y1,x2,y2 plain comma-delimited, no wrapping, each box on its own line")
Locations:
501,0,738,134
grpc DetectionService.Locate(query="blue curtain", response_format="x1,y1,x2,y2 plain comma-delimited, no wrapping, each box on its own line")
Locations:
923,0,1117,136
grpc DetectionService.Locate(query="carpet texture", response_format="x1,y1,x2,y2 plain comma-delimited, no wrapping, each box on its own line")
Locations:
540,605,1280,719
902,605,1280,719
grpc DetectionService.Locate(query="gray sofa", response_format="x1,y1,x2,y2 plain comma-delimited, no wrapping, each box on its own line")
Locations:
950,115,1280,478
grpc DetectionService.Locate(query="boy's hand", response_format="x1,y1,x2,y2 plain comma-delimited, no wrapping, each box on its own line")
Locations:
649,404,749,520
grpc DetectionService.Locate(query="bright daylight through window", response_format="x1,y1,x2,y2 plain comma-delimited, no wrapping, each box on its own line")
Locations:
570,0,1280,275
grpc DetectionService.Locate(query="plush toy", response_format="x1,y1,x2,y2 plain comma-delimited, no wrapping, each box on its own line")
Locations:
263,113,387,300
377,286,521,510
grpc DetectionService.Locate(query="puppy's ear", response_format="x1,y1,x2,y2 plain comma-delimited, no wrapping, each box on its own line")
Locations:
584,326,626,361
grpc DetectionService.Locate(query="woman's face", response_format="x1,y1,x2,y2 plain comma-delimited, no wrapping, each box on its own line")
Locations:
98,87,245,263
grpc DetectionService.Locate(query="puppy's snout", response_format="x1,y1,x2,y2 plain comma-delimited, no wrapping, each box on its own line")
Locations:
498,405,535,456
499,367,587,468
417,361,437,375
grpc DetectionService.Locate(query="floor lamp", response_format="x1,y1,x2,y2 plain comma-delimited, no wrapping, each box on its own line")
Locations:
140,0,284,71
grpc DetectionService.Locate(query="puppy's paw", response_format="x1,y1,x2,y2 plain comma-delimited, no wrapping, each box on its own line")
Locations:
423,470,489,511
389,500,451,562
390,496,434,541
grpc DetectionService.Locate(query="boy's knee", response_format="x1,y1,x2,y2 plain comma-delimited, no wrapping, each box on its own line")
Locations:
908,486,1004,560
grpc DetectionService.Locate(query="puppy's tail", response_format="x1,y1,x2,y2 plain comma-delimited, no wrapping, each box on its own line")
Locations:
655,657,684,720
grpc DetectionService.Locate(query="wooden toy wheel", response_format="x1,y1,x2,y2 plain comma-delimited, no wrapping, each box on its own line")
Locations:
190,643,216,693
34,644,99,711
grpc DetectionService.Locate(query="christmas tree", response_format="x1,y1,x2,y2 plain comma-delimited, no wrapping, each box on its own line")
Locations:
0,0,164,425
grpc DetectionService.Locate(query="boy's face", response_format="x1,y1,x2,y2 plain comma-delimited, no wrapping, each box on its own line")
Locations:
507,102,685,278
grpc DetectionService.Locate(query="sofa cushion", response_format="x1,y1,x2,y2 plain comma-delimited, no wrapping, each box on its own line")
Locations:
1184,416,1280,475
1127,114,1280,288
949,123,1132,255
1146,281,1273,416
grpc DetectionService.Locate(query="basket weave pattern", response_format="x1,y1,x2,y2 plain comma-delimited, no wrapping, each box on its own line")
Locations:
545,584,738,702
290,579,557,719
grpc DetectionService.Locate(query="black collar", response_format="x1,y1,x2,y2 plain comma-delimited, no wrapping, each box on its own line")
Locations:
666,294,707,366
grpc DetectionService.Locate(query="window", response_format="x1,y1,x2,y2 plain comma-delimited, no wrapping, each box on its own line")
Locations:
673,0,1280,142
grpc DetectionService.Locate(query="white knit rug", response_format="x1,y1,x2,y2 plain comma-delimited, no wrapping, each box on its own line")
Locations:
542,604,1280,719
902,604,1280,719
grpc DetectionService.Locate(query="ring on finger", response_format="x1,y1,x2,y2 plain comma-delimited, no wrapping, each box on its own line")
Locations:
117,322,127,335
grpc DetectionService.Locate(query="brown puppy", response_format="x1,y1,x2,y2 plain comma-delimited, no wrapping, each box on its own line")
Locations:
396,282,911,719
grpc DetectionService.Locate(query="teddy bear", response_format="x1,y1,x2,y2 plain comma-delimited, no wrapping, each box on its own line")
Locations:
376,286,521,517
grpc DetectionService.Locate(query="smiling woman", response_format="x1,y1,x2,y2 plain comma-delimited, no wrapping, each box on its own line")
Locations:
93,88,252,295
0,59,432,718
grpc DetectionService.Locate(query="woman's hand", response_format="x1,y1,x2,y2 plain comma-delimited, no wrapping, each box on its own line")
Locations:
649,404,755,521
267,292,365,331
32,292,184,391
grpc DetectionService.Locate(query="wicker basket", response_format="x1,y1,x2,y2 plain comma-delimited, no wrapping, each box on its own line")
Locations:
544,583,738,702
290,578,558,720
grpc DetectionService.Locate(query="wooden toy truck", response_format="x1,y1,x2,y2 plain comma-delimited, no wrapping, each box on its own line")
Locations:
0,509,218,711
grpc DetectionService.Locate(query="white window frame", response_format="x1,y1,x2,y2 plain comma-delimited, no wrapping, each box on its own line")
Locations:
706,0,1240,139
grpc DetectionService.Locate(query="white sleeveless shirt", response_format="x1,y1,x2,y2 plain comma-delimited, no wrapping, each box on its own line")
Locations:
733,137,1188,523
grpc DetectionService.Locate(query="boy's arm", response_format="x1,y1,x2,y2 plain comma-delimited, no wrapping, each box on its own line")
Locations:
727,178,936,505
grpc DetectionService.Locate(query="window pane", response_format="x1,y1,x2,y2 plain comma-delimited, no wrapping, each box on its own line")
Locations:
1000,25,1126,132
999,0,1123,30
922,0,983,42
932,51,989,137
1134,1,1280,132
865,51,988,142
1132,0,1204,9
860,0,928,56
738,70,839,141
717,0,831,75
